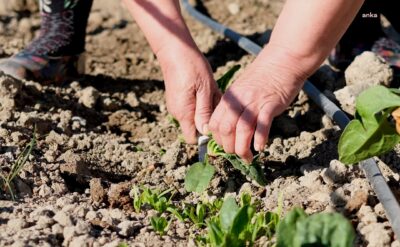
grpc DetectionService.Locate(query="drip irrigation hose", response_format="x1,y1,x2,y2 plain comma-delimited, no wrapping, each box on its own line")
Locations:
182,0,400,239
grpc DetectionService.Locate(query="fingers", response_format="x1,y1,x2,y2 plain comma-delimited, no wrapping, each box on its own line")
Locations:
235,108,258,163
194,86,220,135
254,105,274,152
210,92,242,154
179,112,197,144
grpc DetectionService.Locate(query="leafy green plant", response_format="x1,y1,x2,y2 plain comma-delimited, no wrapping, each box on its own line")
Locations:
208,139,266,186
185,158,215,193
183,203,207,227
338,86,400,164
131,186,176,214
117,243,129,247
150,216,169,236
276,208,355,247
0,130,36,200
202,194,279,247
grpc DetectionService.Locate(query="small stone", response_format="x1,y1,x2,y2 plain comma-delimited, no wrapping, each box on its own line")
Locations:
374,203,386,220
7,218,27,231
74,220,90,235
358,205,377,225
359,222,391,247
78,86,99,108
227,3,240,15
345,190,368,212
63,226,76,243
321,159,348,185
85,211,99,221
109,208,126,221
334,83,372,115
125,92,140,107
345,51,393,86
36,215,55,229
69,234,94,247
51,223,64,235
117,220,141,237
54,211,73,227
0,73,22,97
37,184,52,197
90,178,107,203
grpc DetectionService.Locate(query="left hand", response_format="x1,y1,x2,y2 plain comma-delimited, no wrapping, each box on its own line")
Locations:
209,57,305,163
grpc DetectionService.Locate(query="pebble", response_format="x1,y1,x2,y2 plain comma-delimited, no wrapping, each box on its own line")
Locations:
345,51,393,86
321,159,348,185
227,3,240,15
117,221,141,237
7,218,27,231
54,211,73,227
78,86,99,108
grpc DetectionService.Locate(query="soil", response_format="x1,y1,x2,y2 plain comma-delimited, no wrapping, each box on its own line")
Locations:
0,0,400,246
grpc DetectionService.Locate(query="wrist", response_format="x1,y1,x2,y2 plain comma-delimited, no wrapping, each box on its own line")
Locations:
257,43,323,82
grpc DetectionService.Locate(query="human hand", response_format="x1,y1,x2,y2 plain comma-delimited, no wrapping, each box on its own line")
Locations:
209,48,307,163
158,47,221,144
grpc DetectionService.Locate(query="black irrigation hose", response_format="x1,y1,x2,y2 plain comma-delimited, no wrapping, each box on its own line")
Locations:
182,0,400,239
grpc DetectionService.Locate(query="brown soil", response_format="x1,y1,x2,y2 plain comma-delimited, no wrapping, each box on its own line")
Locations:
0,0,399,246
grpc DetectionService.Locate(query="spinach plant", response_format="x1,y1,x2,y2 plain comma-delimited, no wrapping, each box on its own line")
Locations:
338,86,400,164
276,208,355,247
150,216,169,236
202,194,280,247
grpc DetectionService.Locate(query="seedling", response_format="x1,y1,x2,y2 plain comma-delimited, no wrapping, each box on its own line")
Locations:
150,216,169,236
0,130,36,200
201,194,277,247
131,186,176,214
185,65,267,193
276,208,355,247
339,86,400,164
182,203,207,227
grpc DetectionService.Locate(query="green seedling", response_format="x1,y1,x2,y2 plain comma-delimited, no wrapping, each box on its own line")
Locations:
167,115,180,128
183,203,207,227
339,86,400,164
208,139,267,186
0,130,36,200
132,186,176,214
150,216,169,236
202,195,278,247
276,208,355,247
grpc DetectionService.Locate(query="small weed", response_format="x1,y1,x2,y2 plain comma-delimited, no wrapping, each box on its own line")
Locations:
150,216,169,236
0,129,36,200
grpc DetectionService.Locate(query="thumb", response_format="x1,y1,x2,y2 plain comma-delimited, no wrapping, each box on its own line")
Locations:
195,87,220,135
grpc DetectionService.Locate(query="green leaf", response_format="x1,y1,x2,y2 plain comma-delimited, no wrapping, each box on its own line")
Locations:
185,161,215,193
167,207,184,222
150,216,168,236
276,208,307,247
277,208,355,247
207,217,225,247
220,197,240,232
338,86,400,164
216,65,241,92
229,205,255,238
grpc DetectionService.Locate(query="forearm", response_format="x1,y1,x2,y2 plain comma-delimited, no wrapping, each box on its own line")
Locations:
257,0,364,80
122,0,200,61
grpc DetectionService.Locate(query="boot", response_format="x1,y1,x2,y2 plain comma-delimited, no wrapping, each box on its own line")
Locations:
0,0,93,83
